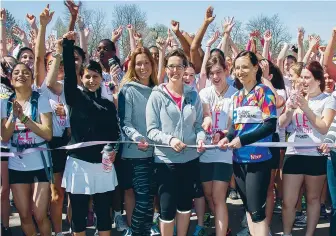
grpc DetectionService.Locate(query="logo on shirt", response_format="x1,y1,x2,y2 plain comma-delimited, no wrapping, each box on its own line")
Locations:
237,110,257,119
250,154,262,160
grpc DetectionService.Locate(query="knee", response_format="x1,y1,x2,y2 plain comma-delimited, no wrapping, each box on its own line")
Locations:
125,188,134,196
249,206,266,223
0,186,10,201
212,193,224,206
307,194,320,205
20,211,33,224
33,210,48,225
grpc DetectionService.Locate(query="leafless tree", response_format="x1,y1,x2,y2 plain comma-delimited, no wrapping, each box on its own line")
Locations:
111,4,147,59
52,17,68,39
246,14,291,55
144,23,168,47
87,9,109,55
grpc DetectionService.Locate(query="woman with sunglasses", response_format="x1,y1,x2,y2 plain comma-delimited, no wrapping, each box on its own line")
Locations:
279,61,336,236
146,49,206,235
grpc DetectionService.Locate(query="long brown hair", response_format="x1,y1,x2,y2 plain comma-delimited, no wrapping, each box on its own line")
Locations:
120,47,158,87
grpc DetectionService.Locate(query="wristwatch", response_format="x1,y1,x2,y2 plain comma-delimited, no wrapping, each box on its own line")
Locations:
52,52,62,59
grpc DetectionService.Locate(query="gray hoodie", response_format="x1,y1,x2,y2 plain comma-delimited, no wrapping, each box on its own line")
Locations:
118,81,154,158
146,83,206,163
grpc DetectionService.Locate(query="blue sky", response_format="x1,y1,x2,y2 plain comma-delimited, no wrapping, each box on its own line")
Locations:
2,0,335,44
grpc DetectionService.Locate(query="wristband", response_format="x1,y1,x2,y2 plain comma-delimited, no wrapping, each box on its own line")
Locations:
215,130,226,140
20,115,29,124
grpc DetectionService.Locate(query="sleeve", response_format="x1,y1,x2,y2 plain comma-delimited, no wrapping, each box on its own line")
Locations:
199,88,210,104
146,92,174,145
63,38,82,107
324,95,336,111
39,80,48,93
260,86,277,121
38,95,53,114
324,118,336,143
1,99,8,119
118,87,145,141
194,93,206,143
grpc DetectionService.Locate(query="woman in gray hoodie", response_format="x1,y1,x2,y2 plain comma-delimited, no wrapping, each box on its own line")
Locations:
146,49,206,236
118,47,158,236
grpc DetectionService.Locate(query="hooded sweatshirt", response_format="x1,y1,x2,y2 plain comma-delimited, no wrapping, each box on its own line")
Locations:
146,83,206,163
118,81,154,158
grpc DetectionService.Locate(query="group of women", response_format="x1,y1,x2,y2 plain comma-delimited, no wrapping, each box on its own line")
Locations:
1,4,336,236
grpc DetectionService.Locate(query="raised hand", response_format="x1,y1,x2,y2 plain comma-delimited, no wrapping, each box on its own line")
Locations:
0,8,6,22
26,14,36,27
6,38,14,53
297,27,305,43
223,16,235,34
76,14,84,29
259,60,271,80
64,0,81,17
111,26,123,43
12,25,27,41
39,4,55,26
206,30,219,47
308,35,320,50
205,6,215,24
171,20,180,33
264,30,272,42
84,28,90,39
156,36,169,51
319,45,326,54
63,31,76,41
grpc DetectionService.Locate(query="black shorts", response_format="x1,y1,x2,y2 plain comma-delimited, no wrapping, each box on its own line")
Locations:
200,162,233,183
9,168,49,184
233,159,272,222
49,135,69,173
270,133,280,169
283,155,327,176
1,147,9,161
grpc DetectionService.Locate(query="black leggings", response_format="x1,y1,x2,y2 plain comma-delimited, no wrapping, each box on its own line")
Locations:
233,159,272,223
156,159,197,221
69,191,113,232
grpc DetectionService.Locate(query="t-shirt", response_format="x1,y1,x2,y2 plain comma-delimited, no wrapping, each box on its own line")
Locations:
164,85,182,110
3,94,53,171
232,83,277,163
40,81,70,137
101,72,114,102
286,93,336,156
199,85,237,163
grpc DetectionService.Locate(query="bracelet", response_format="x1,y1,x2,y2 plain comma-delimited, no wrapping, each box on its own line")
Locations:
20,115,29,124
215,130,226,140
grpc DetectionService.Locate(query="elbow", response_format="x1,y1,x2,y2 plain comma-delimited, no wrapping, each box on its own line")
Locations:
190,43,198,51
44,131,53,141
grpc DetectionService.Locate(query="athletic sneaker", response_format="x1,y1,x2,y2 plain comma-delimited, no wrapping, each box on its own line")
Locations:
326,205,332,214
115,215,128,232
122,227,132,236
94,229,99,236
293,212,307,227
193,224,206,236
203,213,211,228
191,207,197,217
229,188,238,200
151,225,160,235
273,199,282,214
320,204,329,219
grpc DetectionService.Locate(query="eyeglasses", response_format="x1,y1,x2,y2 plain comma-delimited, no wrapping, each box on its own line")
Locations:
166,64,185,71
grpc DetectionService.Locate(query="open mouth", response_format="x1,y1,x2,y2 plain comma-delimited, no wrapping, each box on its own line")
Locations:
16,77,27,83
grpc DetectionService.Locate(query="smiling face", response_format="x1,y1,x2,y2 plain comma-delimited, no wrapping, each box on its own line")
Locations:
183,66,196,85
11,64,33,89
300,68,321,95
134,53,153,84
209,63,226,87
81,69,103,92
234,56,258,87
165,56,185,83
19,49,34,68
324,72,335,94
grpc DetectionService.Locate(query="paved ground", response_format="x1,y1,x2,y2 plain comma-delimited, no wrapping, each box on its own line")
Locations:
9,199,330,236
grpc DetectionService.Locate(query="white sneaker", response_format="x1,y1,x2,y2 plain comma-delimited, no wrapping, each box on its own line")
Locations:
115,215,128,232
56,233,63,236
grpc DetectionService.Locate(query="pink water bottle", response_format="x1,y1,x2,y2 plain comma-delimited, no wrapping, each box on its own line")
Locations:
102,144,113,172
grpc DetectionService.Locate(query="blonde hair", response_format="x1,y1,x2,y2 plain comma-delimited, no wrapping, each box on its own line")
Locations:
290,62,304,77
120,47,158,87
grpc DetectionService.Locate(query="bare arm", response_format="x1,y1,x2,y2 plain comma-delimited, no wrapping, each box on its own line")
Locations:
0,8,7,57
126,25,136,53
191,6,215,74
229,37,239,58
64,0,80,32
156,37,168,84
277,43,289,74
171,21,191,58
34,5,54,87
323,27,336,79
262,30,272,59
45,39,62,91
303,35,320,65
220,17,235,58
279,106,295,128
297,27,305,62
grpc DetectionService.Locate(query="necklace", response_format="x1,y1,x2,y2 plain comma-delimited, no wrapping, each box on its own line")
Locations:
215,83,229,98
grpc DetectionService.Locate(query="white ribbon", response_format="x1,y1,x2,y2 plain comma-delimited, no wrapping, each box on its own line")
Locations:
0,141,333,157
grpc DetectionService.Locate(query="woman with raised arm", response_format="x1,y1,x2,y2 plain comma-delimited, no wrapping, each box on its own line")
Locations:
323,27,336,80
118,47,158,236
199,55,237,236
279,61,336,236
1,61,53,236
146,49,206,236
218,51,277,236
61,31,120,236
